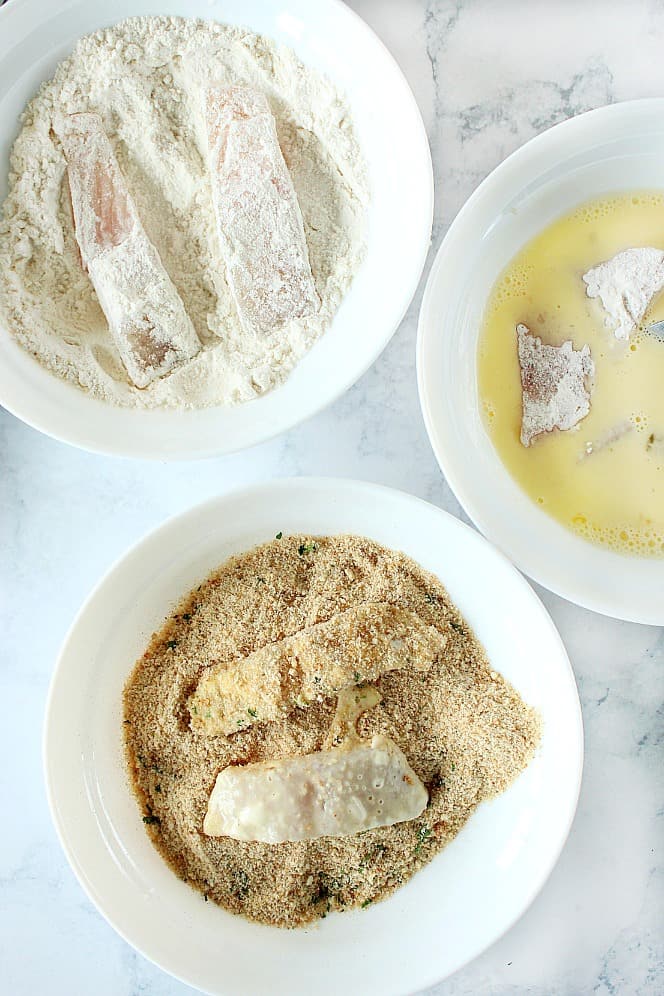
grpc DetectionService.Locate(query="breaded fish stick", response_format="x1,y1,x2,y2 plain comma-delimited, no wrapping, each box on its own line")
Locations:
189,602,447,736
203,735,428,842
205,85,319,334
56,113,200,387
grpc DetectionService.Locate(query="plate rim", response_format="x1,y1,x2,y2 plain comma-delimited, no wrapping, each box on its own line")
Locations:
417,97,664,626
43,476,584,995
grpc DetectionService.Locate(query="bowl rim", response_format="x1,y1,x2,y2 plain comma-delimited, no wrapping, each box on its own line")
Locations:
417,97,664,625
43,476,584,996
0,0,433,461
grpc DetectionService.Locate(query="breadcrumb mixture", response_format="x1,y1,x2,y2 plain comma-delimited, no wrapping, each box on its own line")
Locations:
123,534,541,928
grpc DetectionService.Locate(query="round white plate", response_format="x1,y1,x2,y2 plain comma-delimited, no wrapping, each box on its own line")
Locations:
0,0,432,459
44,478,583,996
417,99,664,625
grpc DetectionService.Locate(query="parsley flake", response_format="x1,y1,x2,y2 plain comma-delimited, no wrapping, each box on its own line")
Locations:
414,825,432,854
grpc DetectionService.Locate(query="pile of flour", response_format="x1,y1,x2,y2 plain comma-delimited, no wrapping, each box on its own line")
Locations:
0,16,368,409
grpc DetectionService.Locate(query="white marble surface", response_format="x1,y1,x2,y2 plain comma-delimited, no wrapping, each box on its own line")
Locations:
1,0,663,993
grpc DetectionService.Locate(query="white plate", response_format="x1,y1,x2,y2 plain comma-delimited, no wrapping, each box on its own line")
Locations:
417,99,664,625
0,0,432,459
44,478,583,996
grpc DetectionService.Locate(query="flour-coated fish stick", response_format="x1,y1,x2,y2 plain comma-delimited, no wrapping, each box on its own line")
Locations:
56,113,200,387
205,85,319,335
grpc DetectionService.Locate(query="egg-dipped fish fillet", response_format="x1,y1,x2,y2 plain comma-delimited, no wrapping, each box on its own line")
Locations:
517,323,594,447
583,247,664,341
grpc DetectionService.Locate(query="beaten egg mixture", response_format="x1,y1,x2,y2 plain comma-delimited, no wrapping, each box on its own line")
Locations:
479,191,664,556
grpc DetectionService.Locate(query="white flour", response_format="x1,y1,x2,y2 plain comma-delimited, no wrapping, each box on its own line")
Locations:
0,16,368,409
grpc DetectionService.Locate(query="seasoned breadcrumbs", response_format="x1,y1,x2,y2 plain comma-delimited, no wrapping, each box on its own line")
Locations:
123,534,541,927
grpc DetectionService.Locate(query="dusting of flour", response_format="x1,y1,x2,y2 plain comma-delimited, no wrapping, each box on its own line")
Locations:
0,16,368,409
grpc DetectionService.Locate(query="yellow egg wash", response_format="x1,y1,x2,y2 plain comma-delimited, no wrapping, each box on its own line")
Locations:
478,191,664,557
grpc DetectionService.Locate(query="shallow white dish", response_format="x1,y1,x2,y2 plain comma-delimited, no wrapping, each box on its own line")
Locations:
417,99,664,625
44,477,583,996
0,0,432,459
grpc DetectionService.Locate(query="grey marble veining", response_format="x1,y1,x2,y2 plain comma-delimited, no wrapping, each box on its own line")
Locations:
1,1,663,994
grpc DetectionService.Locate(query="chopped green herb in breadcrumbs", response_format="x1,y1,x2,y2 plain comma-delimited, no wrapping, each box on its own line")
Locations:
414,826,432,854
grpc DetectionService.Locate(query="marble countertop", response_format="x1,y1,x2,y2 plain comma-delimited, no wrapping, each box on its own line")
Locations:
1,1,662,994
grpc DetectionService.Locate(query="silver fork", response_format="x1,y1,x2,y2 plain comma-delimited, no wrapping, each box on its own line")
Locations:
646,320,664,340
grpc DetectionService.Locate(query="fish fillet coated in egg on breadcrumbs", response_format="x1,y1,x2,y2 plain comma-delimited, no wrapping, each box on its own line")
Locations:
203,734,428,843
188,601,447,736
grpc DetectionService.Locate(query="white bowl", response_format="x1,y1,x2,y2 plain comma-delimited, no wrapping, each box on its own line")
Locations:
418,99,664,626
44,478,583,996
0,0,432,459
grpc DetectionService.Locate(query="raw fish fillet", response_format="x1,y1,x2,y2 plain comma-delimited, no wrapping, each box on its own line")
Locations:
205,85,319,335
203,735,428,842
583,247,664,341
189,602,447,736
56,113,200,387
517,323,594,447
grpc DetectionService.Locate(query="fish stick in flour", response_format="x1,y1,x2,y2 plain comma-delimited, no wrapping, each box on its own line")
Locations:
188,602,447,736
56,113,200,388
205,85,319,334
